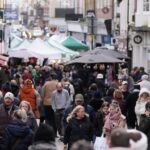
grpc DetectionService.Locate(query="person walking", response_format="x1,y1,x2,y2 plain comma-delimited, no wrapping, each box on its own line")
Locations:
51,82,70,138
19,79,41,119
0,109,33,150
63,105,93,150
28,123,58,150
135,87,150,126
0,92,18,138
19,101,38,132
41,73,58,132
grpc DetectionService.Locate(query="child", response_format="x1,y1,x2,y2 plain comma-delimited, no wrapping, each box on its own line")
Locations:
104,102,126,136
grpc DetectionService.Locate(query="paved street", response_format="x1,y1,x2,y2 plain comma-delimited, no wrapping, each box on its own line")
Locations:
56,138,64,150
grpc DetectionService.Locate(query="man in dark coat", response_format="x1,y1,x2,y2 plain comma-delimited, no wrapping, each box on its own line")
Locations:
0,92,18,138
126,85,140,128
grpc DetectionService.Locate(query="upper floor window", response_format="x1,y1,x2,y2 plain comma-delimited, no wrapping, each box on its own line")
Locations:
143,0,150,11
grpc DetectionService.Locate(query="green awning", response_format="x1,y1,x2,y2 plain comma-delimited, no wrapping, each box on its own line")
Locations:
61,36,89,51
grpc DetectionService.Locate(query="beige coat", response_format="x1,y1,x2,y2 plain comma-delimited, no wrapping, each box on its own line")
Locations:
41,80,58,106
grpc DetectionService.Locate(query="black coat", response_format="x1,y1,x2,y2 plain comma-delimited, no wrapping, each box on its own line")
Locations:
64,117,93,148
94,111,105,136
139,114,150,150
126,90,139,128
1,120,33,150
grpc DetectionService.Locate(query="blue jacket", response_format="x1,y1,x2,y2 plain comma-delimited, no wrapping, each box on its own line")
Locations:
1,120,33,150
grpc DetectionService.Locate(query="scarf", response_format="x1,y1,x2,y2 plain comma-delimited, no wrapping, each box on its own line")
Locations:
104,111,121,132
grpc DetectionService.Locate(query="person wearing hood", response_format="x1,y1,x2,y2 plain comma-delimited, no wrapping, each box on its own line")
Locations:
28,123,57,150
135,87,150,126
126,85,140,128
0,92,18,138
138,74,150,91
0,109,33,150
19,79,41,119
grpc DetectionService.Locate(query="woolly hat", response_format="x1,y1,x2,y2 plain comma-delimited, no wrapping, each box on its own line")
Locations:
4,92,14,101
139,88,150,97
75,94,84,102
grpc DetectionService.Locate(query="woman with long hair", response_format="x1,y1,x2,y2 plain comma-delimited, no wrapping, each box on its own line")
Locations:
19,101,38,132
104,102,126,136
63,105,93,150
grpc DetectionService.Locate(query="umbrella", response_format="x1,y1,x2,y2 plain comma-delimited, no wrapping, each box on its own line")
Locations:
81,47,129,59
67,51,124,65
61,36,89,51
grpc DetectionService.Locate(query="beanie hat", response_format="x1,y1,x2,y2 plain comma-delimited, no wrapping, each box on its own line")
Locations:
75,94,84,102
4,92,14,101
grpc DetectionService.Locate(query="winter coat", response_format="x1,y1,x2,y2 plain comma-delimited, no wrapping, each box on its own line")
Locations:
135,100,148,125
126,90,139,128
28,141,58,150
139,114,150,150
0,120,33,150
94,111,105,136
19,87,37,110
41,80,58,106
27,112,38,132
0,103,18,137
19,87,41,119
64,117,93,149
63,104,95,127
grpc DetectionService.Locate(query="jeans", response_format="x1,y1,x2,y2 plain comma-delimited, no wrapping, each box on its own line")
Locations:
55,109,65,136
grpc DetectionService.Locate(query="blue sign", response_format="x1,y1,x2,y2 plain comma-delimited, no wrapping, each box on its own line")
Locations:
4,9,18,20
101,35,111,45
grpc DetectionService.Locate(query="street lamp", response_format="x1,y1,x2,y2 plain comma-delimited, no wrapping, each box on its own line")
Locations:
127,0,132,72
87,10,96,50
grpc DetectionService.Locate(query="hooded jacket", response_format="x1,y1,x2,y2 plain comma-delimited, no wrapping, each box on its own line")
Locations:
1,120,33,150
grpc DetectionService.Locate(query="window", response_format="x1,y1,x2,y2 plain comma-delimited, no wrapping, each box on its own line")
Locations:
143,0,150,11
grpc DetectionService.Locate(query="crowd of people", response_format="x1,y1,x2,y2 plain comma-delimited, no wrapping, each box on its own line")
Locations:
0,63,150,150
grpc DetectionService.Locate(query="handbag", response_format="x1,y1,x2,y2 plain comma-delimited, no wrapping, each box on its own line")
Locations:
94,134,108,150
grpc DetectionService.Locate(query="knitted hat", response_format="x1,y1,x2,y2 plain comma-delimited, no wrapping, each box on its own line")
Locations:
4,92,14,101
75,94,84,102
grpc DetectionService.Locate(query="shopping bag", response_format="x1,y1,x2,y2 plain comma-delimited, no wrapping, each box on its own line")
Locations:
94,135,108,150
